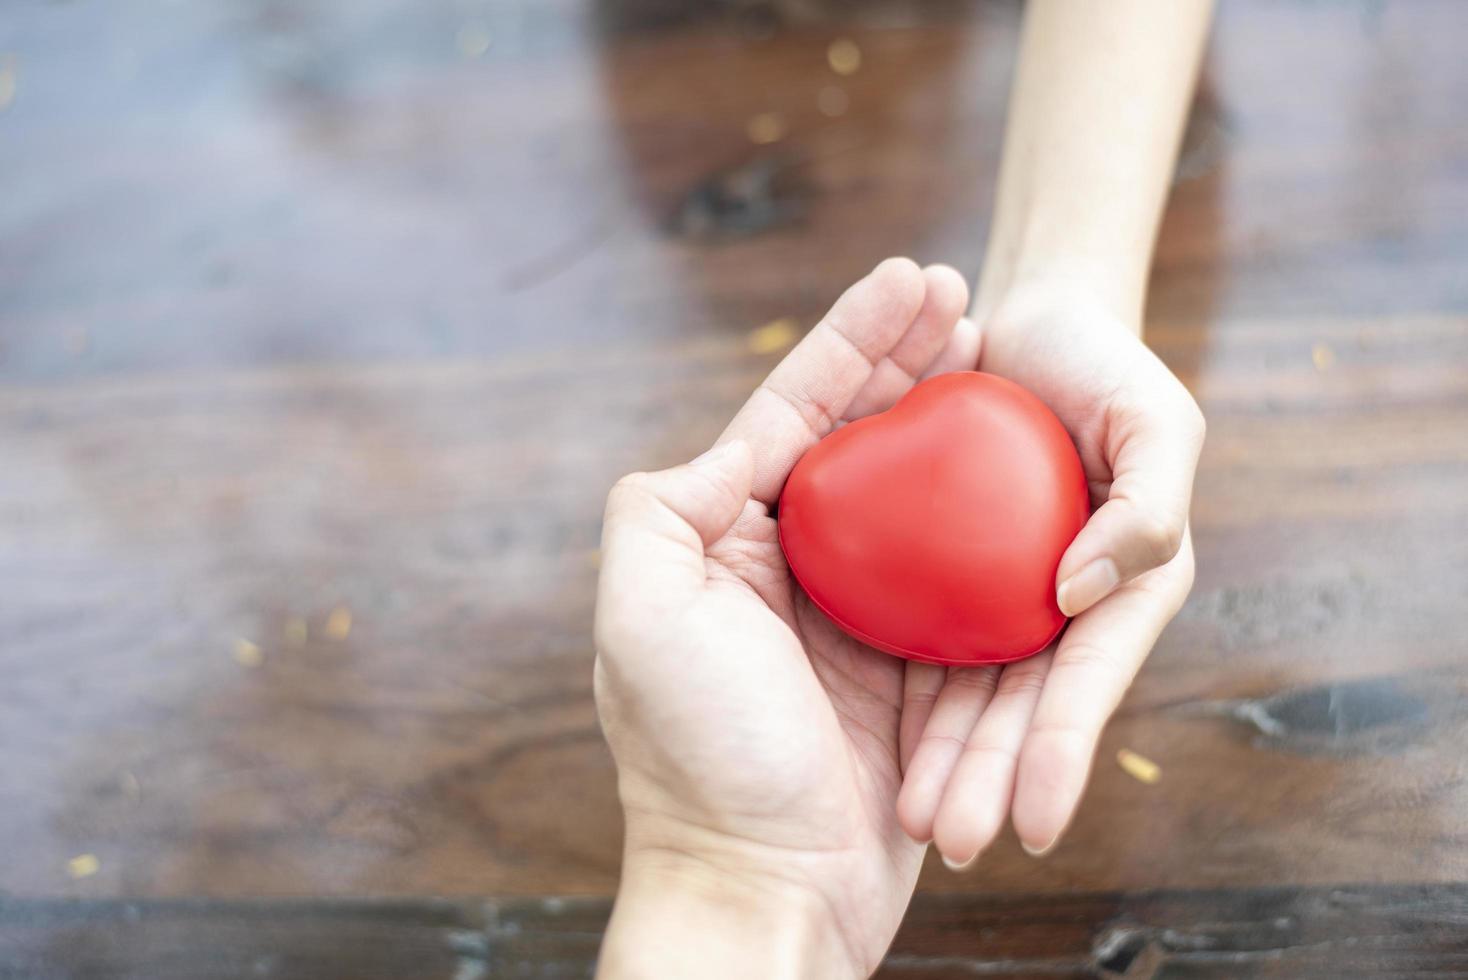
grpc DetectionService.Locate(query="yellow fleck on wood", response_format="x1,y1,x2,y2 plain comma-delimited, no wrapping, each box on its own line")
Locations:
748,317,800,354
817,85,849,118
455,23,491,59
745,112,786,145
325,607,353,641
827,38,862,76
284,617,309,647
1312,342,1335,371
67,854,100,879
587,548,602,570
0,57,16,111
1116,748,1161,785
232,638,263,668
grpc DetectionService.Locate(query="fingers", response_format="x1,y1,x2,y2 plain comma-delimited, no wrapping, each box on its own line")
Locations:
895,665,1000,845
930,651,1052,870
1012,530,1195,856
919,316,982,380
1056,359,1205,617
718,257,928,506
844,265,970,419
595,441,755,647
898,661,946,773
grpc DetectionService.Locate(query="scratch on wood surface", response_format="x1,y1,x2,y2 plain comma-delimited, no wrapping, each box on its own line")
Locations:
879,953,1086,975
446,928,489,980
1177,674,1445,755
672,156,805,240
1093,911,1309,977
1093,924,1157,977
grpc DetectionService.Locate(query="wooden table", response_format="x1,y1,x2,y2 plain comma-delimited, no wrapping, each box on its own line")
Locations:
3,1,1466,975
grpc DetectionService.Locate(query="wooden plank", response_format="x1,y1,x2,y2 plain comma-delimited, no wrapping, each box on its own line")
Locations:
6,884,1468,978
1,0,1466,912
2,315,1465,897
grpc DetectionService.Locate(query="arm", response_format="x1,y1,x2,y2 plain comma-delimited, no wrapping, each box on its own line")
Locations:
597,847,842,979
977,0,1214,330
900,0,1213,865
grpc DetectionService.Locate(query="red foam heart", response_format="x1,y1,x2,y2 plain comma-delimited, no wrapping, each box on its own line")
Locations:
778,371,1089,665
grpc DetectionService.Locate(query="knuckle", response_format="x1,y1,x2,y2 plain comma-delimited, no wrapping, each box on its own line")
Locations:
1058,640,1120,675
1132,507,1185,567
610,470,653,498
919,732,968,754
605,472,657,518
947,666,1001,697
994,671,1047,702
903,688,941,712
961,738,1018,765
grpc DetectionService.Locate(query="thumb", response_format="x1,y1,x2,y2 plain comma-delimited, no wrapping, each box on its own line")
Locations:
598,440,755,611
1055,396,1204,617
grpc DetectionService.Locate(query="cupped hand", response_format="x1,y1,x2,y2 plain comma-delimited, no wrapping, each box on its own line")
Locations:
896,283,1204,867
595,258,971,975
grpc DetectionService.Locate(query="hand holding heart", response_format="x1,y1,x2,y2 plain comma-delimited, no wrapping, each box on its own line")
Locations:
594,259,1203,973
892,281,1204,869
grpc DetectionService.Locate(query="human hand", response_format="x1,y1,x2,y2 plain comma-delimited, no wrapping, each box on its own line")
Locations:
594,259,971,978
897,280,1204,867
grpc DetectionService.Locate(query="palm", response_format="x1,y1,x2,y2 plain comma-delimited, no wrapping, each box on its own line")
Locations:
979,310,1146,503
690,505,925,943
892,300,1203,866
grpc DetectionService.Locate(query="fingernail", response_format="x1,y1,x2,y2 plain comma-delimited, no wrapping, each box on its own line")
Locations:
1022,834,1061,858
942,851,980,872
689,441,741,468
1056,558,1119,617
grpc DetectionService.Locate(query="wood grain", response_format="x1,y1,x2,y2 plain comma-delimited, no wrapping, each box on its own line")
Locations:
7,884,1468,979
2,0,1468,970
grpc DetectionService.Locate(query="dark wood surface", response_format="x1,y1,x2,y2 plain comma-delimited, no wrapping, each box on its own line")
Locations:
3,0,1468,975
8,884,1468,979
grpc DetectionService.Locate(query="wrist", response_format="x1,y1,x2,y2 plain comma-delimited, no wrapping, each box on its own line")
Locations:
977,269,1144,339
598,833,863,980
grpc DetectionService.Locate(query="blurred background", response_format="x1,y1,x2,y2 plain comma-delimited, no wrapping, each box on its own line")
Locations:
2,0,1467,976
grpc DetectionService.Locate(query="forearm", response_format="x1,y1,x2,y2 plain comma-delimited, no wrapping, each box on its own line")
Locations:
976,0,1214,331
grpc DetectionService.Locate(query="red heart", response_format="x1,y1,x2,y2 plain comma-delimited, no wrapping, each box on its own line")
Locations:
778,371,1089,665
